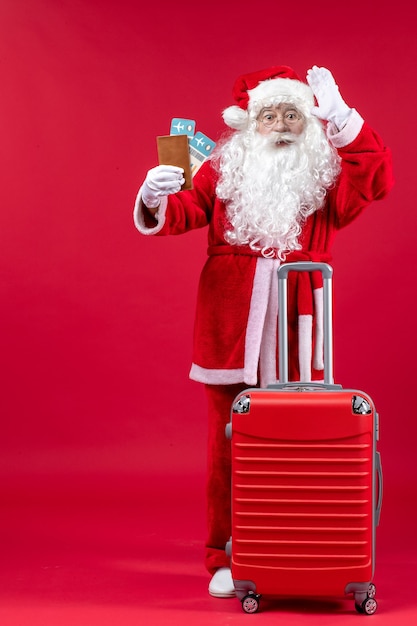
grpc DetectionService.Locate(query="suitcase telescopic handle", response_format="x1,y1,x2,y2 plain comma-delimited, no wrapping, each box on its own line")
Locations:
277,261,334,385
375,451,383,526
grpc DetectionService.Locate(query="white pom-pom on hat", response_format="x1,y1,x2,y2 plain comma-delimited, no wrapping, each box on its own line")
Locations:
222,105,250,130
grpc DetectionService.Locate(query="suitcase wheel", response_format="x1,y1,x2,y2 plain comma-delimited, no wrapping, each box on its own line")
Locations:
366,583,376,599
354,583,378,615
241,592,261,614
355,597,378,615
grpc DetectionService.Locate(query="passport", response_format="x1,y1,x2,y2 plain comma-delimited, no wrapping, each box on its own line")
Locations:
156,134,193,190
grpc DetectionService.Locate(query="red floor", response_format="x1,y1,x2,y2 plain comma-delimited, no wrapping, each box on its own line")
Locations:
1,470,416,626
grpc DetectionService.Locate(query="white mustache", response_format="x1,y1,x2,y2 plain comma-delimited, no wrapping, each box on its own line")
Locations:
268,132,298,145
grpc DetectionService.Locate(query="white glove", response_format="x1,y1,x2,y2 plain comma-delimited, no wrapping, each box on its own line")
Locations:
141,165,185,209
306,66,352,130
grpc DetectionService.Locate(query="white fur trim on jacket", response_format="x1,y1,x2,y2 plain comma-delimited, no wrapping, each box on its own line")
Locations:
298,314,313,382
190,258,280,387
189,363,248,385
190,263,326,387
327,108,364,148
313,287,324,370
133,187,168,235
245,258,280,386
258,259,280,387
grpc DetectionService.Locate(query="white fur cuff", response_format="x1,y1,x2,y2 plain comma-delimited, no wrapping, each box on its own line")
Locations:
133,187,168,235
327,108,364,148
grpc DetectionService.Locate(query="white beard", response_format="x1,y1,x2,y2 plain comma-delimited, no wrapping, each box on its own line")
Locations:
213,119,341,258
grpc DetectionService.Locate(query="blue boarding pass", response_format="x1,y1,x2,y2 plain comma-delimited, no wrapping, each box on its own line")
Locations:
170,118,196,137
188,131,216,176
170,118,216,177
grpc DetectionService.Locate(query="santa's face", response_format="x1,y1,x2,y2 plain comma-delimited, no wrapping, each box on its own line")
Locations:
256,103,305,145
214,105,341,258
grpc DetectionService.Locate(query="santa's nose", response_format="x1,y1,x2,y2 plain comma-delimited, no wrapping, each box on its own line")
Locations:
272,118,288,131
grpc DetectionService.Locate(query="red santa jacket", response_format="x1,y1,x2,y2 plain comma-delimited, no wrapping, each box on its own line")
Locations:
134,111,393,386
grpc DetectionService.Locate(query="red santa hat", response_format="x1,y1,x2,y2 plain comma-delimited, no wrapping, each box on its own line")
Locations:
223,65,314,130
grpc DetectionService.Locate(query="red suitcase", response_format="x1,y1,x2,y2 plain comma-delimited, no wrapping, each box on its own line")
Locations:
226,262,383,615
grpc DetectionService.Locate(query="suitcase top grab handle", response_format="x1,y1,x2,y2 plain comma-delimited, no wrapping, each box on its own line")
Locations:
277,261,334,386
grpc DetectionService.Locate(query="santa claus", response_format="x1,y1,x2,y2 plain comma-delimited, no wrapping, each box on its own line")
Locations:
133,65,393,598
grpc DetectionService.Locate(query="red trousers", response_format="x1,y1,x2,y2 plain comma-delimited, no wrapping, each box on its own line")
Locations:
204,383,248,575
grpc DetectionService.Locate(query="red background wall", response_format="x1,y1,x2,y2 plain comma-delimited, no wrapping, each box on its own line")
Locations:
0,0,415,582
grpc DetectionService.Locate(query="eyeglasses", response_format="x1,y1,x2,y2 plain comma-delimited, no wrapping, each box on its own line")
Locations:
258,110,302,128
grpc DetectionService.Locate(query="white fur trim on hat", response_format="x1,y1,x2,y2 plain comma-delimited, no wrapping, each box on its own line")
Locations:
223,77,315,130
248,77,314,121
